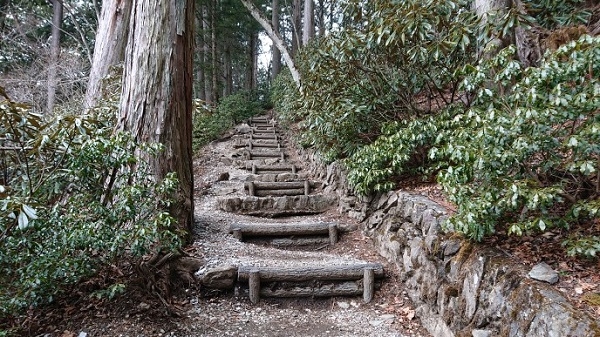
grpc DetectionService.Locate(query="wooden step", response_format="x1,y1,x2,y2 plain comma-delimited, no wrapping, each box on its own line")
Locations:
248,134,279,140
247,150,285,160
245,181,311,196
248,164,297,174
238,264,383,303
217,194,337,217
251,128,277,134
248,141,281,150
230,222,339,243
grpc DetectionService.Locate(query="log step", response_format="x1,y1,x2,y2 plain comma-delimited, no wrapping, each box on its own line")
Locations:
248,164,297,174
248,134,279,140
246,181,311,196
240,264,383,304
251,128,277,134
247,181,312,190
230,222,338,242
248,142,281,150
238,263,384,282
249,117,272,122
247,150,285,160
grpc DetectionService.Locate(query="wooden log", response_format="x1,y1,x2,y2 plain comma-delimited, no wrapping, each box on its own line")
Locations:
258,280,363,298
363,267,375,303
230,222,336,237
247,182,256,196
272,237,330,247
249,150,284,158
238,263,384,282
329,223,338,244
249,269,260,304
254,188,305,196
250,181,310,190
247,164,298,174
252,127,276,133
250,134,278,140
250,142,281,149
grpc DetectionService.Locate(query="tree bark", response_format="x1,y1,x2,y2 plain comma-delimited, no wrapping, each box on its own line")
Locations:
195,8,206,101
302,0,314,45
47,0,63,114
84,0,132,110
292,0,302,54
118,0,195,238
246,31,258,91
202,5,213,103
240,0,302,89
271,0,281,81
210,0,219,103
317,0,325,37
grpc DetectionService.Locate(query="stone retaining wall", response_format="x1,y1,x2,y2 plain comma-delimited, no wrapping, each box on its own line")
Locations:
296,147,599,337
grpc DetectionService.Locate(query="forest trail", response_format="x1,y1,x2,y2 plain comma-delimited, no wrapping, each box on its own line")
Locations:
188,115,430,336
22,116,430,336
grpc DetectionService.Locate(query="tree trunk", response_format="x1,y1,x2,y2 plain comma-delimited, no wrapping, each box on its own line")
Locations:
223,44,233,97
0,0,9,34
292,0,301,54
47,0,63,114
302,0,314,45
271,0,281,81
211,0,219,103
202,5,213,104
84,0,132,110
246,32,258,91
240,0,302,89
195,9,206,101
317,0,325,37
118,0,195,239
473,0,510,55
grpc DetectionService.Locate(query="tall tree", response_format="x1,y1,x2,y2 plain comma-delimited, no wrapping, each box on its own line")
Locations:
47,0,63,114
84,0,132,109
302,0,314,45
240,0,301,88
118,0,195,239
291,0,301,54
271,0,281,80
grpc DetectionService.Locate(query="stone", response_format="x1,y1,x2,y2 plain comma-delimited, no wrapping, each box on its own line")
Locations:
528,262,559,284
138,302,151,311
472,329,492,337
380,314,396,323
216,172,230,181
201,265,238,289
443,239,462,256
337,301,349,309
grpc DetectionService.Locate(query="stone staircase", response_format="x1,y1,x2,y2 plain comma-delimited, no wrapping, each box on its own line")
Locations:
205,114,385,305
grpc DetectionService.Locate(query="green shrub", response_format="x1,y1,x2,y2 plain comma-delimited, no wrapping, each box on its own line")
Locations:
0,89,180,318
192,91,264,152
278,0,482,161
437,36,599,252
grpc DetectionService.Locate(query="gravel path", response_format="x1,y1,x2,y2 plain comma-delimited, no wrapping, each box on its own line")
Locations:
185,120,431,337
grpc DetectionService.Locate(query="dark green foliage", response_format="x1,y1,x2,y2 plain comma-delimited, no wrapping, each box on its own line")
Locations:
284,0,481,161
192,91,264,152
270,1,599,258
0,89,180,318
522,0,591,29
437,38,600,251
